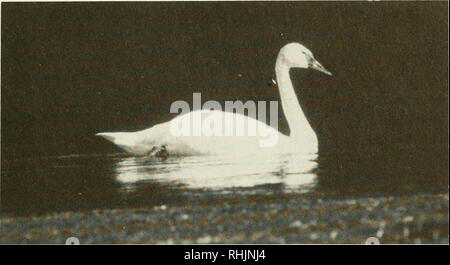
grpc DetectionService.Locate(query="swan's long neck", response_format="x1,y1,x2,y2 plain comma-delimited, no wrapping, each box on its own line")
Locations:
275,57,314,139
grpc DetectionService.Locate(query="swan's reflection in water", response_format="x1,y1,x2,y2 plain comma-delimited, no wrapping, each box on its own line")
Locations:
114,153,318,193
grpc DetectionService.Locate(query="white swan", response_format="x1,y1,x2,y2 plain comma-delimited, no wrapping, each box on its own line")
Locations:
96,42,331,157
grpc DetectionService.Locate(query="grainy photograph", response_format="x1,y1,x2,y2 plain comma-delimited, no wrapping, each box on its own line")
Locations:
1,0,448,248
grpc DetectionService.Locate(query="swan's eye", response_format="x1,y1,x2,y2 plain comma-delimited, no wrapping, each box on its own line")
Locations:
301,51,312,59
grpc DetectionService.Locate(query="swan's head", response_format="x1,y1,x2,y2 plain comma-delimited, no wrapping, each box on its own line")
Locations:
278,42,332,75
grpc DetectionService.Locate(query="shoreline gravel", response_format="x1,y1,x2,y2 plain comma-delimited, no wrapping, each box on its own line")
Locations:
1,192,448,244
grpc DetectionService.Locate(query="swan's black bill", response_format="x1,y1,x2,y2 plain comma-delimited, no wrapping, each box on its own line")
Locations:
310,58,332,76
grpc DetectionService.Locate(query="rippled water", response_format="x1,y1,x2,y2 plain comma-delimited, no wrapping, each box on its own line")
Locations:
2,147,447,216
115,153,318,191
2,153,317,215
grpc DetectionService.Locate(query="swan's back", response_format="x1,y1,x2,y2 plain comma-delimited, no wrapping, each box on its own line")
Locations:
165,110,294,155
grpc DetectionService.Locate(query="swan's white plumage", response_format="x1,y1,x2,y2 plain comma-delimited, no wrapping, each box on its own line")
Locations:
96,42,330,157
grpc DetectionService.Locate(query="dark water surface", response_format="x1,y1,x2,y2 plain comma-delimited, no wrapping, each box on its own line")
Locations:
1,2,448,216
2,147,447,216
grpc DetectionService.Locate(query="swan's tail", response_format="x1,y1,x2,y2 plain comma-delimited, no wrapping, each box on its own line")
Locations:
95,132,119,143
